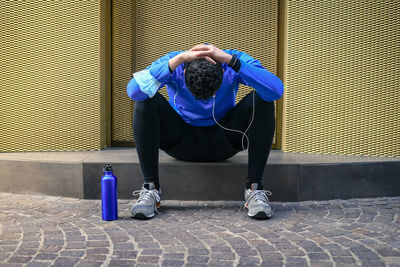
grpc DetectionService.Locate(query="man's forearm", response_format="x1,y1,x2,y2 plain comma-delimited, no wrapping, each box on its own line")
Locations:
168,49,224,72
168,54,184,72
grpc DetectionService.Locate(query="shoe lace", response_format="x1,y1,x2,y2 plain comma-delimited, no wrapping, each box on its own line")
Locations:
244,190,272,208
132,187,161,214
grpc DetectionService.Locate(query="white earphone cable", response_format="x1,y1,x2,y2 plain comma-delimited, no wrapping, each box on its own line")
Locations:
173,87,179,109
212,91,255,151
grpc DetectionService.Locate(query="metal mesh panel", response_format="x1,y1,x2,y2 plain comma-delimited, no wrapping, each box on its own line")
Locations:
284,0,399,157
0,1,107,152
113,0,280,146
112,0,135,143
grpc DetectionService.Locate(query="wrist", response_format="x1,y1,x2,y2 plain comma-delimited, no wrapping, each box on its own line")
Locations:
168,53,185,71
223,54,232,64
228,54,241,73
176,53,186,64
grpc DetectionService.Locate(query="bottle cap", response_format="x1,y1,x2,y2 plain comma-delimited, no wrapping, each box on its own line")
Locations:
103,164,113,172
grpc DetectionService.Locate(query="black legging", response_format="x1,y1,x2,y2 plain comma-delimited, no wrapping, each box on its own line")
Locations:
133,91,275,188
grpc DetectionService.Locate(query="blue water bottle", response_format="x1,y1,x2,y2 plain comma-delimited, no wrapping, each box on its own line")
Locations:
101,164,118,220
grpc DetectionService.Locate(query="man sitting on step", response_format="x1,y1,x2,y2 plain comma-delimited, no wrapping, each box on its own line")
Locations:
126,43,284,220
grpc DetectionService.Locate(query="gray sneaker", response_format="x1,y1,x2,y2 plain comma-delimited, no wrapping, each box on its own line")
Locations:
131,183,161,219
244,183,273,219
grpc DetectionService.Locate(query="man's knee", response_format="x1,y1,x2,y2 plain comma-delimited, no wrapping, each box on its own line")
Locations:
244,91,275,114
254,91,274,106
134,93,163,113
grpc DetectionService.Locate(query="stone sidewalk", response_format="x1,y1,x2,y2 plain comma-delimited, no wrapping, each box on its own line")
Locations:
0,193,399,267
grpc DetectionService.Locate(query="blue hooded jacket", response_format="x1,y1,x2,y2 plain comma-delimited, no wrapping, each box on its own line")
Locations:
127,49,284,126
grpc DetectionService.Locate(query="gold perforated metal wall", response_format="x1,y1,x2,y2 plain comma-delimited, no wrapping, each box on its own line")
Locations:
0,1,109,152
283,0,399,157
113,0,281,147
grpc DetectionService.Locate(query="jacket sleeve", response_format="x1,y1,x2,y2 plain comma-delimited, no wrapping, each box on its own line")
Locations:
126,51,180,101
233,50,284,102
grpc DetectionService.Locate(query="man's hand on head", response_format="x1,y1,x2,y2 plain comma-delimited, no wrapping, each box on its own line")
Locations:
168,50,216,72
189,44,232,64
180,50,216,64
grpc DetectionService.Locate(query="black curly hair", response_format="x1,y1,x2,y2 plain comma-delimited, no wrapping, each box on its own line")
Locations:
184,59,224,100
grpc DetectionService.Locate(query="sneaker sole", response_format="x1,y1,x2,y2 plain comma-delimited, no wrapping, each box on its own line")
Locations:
248,210,273,220
131,202,161,220
132,213,155,220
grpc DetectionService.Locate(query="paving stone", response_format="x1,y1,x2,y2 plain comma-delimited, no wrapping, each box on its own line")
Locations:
163,252,184,259
377,248,400,257
33,253,58,261
285,257,308,264
134,235,154,242
14,248,37,256
112,250,138,259
86,241,109,247
60,249,85,257
236,248,258,257
308,252,330,260
259,252,284,260
208,260,234,267
187,255,209,263
360,259,386,267
43,239,64,246
238,256,260,265
385,256,400,266
188,248,209,255
261,261,284,267
284,249,306,256
137,255,160,264
113,242,135,250
7,255,32,263
142,248,163,255
109,259,136,266
0,253,10,262
87,234,107,241
84,254,107,261
0,240,19,246
210,245,231,252
138,242,160,249
210,252,235,260
86,247,109,255
39,245,62,253
19,242,40,249
0,246,17,253
66,235,85,242
65,241,86,249
309,260,334,267
164,245,186,253
75,260,103,267
332,256,357,264
161,259,185,266
53,257,81,266
25,262,50,267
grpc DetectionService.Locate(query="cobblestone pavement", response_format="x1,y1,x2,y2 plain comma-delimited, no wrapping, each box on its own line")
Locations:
0,193,399,267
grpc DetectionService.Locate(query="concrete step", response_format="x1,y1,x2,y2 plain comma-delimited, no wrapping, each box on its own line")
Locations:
0,148,399,201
